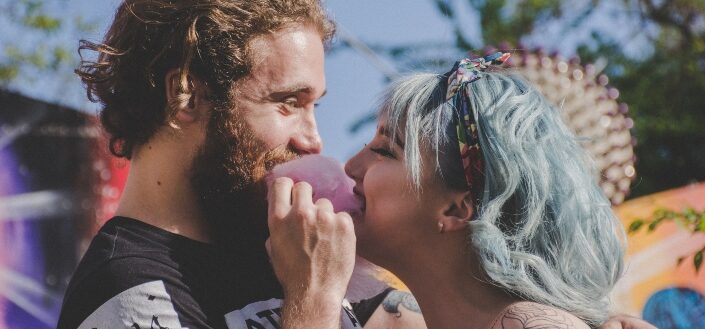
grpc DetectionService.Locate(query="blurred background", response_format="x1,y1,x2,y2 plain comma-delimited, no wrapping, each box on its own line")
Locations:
0,0,703,328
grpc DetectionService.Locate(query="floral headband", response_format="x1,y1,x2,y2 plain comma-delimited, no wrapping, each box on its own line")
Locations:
444,52,511,200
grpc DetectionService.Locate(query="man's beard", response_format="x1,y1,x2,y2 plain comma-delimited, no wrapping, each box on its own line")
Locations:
189,107,297,251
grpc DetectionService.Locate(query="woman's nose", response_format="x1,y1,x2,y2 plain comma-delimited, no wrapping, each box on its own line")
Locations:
344,147,366,181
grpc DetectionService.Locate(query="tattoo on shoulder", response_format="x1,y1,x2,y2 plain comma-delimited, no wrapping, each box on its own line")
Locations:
494,303,578,329
382,290,421,316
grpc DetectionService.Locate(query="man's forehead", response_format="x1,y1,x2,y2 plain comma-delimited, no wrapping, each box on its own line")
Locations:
244,75,326,99
245,27,326,98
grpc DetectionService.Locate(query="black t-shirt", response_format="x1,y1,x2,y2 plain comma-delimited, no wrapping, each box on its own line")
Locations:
57,217,388,329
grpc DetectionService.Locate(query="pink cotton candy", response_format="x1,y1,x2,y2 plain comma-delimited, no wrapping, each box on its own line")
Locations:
266,155,362,215
266,155,389,302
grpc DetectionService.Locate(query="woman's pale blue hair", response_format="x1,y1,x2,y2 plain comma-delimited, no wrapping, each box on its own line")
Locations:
378,71,625,326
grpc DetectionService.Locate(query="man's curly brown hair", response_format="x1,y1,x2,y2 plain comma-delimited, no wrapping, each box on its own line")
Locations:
76,0,335,158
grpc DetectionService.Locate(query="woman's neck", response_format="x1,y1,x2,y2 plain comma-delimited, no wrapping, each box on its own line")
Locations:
392,238,516,329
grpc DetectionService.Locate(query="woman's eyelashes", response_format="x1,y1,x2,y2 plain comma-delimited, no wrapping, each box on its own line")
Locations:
369,145,396,159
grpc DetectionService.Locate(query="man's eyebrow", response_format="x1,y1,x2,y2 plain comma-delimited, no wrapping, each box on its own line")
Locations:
272,84,326,99
378,125,404,148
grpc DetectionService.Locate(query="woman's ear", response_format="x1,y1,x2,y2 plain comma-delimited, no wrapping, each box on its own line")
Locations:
438,191,474,233
165,69,208,128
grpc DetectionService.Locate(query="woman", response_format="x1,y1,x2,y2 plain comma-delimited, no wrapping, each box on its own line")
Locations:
269,53,626,328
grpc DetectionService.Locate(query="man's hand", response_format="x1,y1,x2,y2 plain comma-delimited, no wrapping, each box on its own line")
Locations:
266,177,357,328
599,314,657,329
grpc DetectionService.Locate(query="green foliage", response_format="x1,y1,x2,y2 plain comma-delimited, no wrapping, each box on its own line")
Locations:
22,13,62,31
695,249,703,273
13,0,61,31
468,0,564,46
630,207,705,272
0,64,19,81
0,0,99,87
574,2,705,197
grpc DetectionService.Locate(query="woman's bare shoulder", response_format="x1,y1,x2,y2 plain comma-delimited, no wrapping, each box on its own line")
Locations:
489,301,590,329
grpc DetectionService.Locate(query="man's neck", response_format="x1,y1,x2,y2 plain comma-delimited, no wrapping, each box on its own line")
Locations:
114,141,211,243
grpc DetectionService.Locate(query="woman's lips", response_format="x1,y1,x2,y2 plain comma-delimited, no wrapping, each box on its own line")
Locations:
352,187,366,214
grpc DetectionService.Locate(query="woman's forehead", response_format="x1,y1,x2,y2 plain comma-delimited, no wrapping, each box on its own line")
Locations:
376,123,406,149
376,114,404,136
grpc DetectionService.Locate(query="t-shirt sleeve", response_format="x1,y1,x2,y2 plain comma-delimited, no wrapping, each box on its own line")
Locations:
351,288,395,327
57,256,214,329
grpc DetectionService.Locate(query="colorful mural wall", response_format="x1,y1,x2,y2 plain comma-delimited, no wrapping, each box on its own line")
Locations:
613,183,705,328
0,91,127,329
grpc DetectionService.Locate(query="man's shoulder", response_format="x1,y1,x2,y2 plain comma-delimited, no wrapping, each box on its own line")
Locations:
65,217,191,293
90,216,208,254
75,216,217,273
491,301,590,329
58,252,193,329
58,217,223,329
68,249,182,295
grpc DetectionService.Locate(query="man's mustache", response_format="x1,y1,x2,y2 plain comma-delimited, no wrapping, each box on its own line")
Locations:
253,144,300,182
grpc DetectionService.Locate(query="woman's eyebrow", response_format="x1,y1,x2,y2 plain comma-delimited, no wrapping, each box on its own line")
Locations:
378,125,405,148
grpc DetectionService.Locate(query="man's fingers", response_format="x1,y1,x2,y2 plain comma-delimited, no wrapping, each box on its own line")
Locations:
268,177,294,223
620,317,657,329
292,181,314,210
315,198,334,214
336,212,355,238
598,322,620,329
598,315,657,329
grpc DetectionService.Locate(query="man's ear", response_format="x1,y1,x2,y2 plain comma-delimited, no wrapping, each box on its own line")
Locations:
164,69,208,127
438,191,474,233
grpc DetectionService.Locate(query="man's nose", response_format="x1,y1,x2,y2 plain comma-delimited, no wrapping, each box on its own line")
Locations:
290,114,322,154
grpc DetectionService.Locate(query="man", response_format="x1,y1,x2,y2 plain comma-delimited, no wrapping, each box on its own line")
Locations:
58,1,654,328
58,1,414,328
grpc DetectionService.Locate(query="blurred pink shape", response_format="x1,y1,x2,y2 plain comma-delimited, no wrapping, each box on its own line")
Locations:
266,155,361,215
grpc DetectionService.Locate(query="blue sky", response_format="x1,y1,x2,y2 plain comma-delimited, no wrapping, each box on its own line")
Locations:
1,0,650,161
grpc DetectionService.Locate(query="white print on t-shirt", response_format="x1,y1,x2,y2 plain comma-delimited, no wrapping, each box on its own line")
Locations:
77,280,186,329
223,298,362,329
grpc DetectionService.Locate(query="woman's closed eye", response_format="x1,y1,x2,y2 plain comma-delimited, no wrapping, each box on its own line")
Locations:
370,146,396,159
